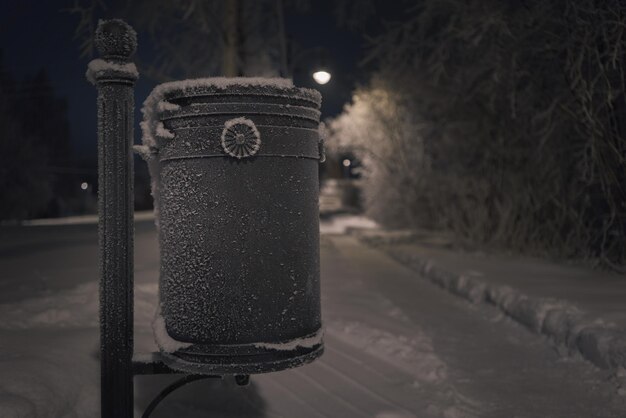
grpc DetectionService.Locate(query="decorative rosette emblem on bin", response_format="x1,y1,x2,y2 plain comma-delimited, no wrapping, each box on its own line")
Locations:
221,117,262,159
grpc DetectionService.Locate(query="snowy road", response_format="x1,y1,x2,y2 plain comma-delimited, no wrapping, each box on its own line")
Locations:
0,220,624,417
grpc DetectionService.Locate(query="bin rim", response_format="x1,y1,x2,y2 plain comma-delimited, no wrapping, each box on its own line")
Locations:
141,77,321,150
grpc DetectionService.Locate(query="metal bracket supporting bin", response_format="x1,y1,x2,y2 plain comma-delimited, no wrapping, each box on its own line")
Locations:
132,352,249,418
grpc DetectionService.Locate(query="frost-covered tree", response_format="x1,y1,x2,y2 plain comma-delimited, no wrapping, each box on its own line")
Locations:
69,0,378,80
332,0,626,268
328,75,432,228
69,0,320,79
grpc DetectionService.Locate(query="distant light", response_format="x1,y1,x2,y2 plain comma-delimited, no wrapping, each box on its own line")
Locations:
312,70,331,85
342,159,351,167
81,182,89,190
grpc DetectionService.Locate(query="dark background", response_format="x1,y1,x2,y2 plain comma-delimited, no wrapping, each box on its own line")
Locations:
0,0,400,216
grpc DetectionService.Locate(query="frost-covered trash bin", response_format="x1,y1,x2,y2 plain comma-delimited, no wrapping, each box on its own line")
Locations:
138,78,324,374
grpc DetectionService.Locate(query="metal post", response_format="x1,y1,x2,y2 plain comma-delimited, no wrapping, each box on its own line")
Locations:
88,19,138,418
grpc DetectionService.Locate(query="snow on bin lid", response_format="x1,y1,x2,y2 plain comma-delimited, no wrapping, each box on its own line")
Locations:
140,77,322,150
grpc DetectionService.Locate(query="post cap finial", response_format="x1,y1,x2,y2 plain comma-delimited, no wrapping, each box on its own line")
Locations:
95,19,137,60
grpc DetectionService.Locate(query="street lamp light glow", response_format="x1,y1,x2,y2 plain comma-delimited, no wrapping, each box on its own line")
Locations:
342,159,351,167
312,70,331,85
81,182,89,190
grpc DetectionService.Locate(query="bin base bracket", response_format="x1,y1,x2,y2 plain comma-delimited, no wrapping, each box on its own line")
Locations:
132,352,248,418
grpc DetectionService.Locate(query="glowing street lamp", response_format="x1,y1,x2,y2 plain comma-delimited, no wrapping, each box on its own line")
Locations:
312,70,331,85
290,47,332,86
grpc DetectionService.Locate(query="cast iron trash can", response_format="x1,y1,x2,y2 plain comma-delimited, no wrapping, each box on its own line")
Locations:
139,78,324,375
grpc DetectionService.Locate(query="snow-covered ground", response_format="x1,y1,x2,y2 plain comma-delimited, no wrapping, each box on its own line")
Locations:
0,283,99,417
1,217,624,417
0,279,159,418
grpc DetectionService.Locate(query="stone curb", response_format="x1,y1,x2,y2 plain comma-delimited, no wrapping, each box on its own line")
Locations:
356,233,626,371
5,210,156,227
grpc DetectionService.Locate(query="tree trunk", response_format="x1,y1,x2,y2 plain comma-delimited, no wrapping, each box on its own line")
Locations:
222,0,239,77
276,0,288,77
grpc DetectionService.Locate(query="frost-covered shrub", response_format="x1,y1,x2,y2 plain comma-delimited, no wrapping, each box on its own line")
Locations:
328,76,433,228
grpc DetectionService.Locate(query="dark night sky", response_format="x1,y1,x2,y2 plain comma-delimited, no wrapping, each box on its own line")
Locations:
1,1,400,161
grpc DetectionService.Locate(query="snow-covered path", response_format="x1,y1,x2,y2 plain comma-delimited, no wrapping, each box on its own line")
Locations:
1,220,624,417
